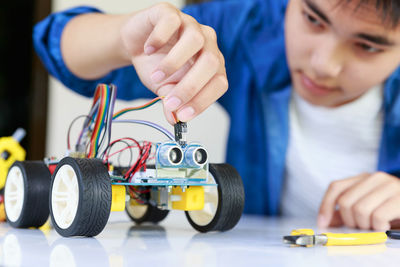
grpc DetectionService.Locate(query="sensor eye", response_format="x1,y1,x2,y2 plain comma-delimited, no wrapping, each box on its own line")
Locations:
158,143,183,167
169,147,183,164
194,148,207,165
184,145,208,167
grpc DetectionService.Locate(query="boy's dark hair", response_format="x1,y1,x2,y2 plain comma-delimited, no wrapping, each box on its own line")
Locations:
349,0,400,27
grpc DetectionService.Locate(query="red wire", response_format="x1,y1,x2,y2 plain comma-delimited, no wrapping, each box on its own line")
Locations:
92,84,102,107
125,141,152,180
105,137,141,160
105,137,152,183
105,137,143,176
108,137,141,147
141,142,152,172
104,145,140,162
130,187,151,194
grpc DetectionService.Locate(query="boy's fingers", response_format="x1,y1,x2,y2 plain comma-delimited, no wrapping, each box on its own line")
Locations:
163,107,176,125
318,174,365,228
157,83,178,125
336,173,385,229
371,195,400,231
157,83,174,98
164,48,221,112
176,74,228,122
144,3,181,52
353,179,399,230
163,24,224,114
121,3,180,56
329,210,344,227
318,210,343,228
124,3,226,123
390,219,400,229
155,20,205,79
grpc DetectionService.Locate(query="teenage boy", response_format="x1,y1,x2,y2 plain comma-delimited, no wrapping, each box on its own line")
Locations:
33,0,400,230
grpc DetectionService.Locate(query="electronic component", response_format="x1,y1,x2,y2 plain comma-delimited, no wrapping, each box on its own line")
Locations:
157,142,183,167
151,186,170,209
184,143,208,168
174,122,187,147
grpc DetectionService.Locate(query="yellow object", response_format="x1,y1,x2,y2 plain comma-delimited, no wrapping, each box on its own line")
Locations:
0,137,26,189
171,186,204,211
290,228,388,246
68,151,86,158
39,219,52,235
0,203,5,222
291,229,314,236
324,232,387,246
111,185,126,212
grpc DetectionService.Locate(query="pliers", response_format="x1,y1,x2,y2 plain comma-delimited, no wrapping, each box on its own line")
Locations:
283,229,388,247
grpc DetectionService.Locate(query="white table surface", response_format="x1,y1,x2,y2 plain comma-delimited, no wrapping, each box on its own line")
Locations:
0,211,399,267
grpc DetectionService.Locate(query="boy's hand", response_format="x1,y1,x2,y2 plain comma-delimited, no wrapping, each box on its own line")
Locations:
318,172,400,231
120,3,227,124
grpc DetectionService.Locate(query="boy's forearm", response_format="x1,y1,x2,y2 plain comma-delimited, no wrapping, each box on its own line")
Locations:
58,3,228,124
61,13,133,80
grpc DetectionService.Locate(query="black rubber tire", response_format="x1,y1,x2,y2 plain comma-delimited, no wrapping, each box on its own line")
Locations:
185,163,245,232
50,157,112,237
5,161,51,228
126,199,169,224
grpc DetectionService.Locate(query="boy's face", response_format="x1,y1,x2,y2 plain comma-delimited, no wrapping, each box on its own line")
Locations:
285,0,400,107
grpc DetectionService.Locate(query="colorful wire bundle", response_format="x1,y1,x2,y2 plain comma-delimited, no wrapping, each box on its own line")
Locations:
113,96,164,120
73,84,116,158
88,84,110,157
69,84,175,181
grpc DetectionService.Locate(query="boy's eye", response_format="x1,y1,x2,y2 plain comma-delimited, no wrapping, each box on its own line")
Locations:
303,12,322,27
356,43,382,53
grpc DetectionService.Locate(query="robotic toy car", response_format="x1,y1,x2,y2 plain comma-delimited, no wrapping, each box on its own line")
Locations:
3,84,245,237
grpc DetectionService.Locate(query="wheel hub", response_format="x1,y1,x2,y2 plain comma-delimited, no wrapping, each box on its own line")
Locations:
4,166,25,222
51,165,79,229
